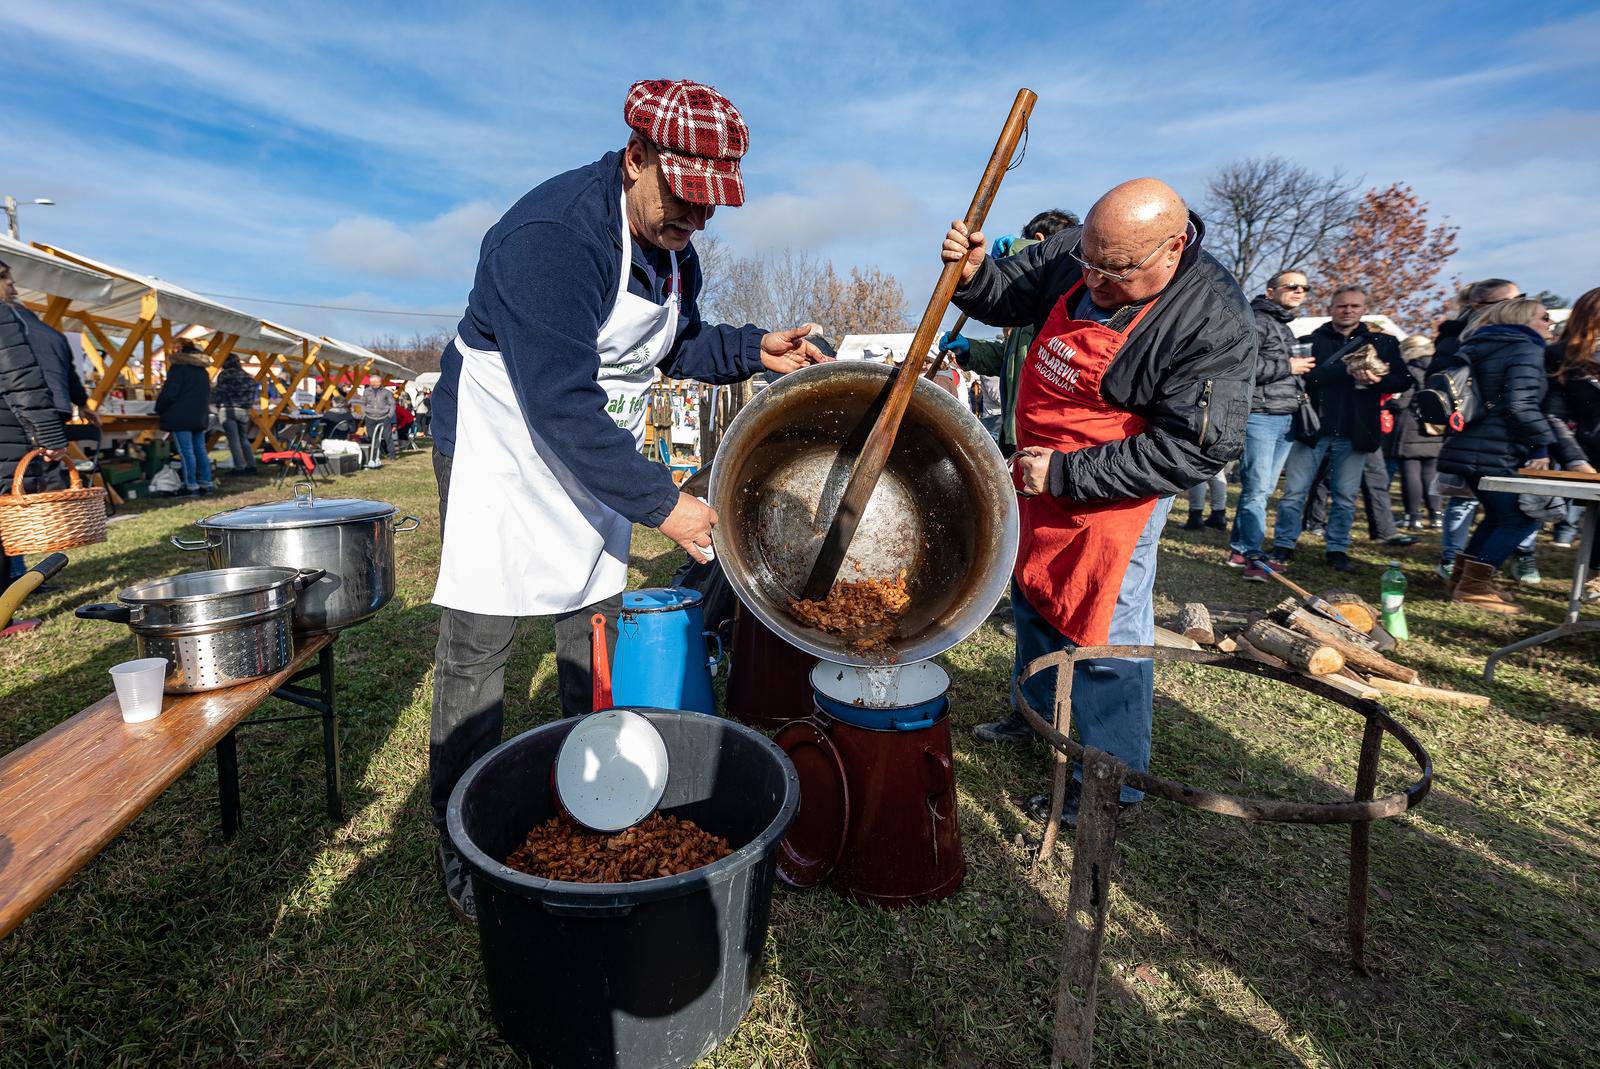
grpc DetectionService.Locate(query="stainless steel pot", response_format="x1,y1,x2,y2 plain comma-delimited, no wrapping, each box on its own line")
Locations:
172,483,420,634
76,567,325,692
710,361,1018,666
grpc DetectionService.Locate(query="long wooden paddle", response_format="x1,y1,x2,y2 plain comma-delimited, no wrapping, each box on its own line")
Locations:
799,88,1036,601
923,313,969,382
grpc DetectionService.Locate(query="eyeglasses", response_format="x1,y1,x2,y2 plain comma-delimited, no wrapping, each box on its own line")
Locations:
1068,233,1177,283
1277,283,1310,293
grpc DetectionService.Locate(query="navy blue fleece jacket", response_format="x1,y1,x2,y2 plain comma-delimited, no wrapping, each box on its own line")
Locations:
432,151,766,527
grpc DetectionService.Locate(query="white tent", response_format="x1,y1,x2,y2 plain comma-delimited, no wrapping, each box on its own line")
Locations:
320,336,416,378
28,242,261,338
1290,315,1408,340
0,233,116,306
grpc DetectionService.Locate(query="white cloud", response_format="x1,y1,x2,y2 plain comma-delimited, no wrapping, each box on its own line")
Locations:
718,163,929,254
311,202,499,281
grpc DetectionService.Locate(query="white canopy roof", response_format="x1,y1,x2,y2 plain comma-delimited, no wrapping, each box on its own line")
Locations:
321,336,416,377
28,242,261,338
0,234,117,305
1290,315,1408,340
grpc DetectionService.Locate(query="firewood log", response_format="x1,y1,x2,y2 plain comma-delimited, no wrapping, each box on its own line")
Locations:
1278,609,1420,683
1242,621,1345,676
1178,603,1216,646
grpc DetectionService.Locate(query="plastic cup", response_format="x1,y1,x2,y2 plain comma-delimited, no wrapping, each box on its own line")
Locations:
110,658,168,723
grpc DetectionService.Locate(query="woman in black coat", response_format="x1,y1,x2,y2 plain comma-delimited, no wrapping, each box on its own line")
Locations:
0,302,69,583
1387,334,1444,528
1544,287,1600,599
155,339,214,493
1436,298,1581,611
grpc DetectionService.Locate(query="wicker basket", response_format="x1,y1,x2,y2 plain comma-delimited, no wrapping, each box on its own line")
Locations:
0,449,108,554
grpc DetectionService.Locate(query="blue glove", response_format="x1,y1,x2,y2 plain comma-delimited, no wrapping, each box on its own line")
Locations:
938,332,969,357
990,234,1017,258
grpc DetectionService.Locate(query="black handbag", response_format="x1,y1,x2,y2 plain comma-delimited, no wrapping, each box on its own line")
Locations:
1291,390,1321,445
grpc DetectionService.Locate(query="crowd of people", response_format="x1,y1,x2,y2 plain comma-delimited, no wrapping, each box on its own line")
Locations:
1178,272,1599,611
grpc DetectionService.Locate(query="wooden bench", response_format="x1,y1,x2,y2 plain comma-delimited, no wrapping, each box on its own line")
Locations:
0,632,341,940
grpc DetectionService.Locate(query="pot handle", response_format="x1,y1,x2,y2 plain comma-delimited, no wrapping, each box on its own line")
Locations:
76,603,131,624
393,515,422,533
704,629,724,677
539,898,636,918
170,533,212,551
293,568,328,590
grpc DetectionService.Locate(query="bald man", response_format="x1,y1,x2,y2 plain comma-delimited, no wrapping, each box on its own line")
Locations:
942,178,1254,824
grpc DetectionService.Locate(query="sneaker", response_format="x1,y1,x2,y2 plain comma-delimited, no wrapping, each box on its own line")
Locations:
973,711,1036,744
1430,516,1444,530
998,619,1017,640
1226,551,1249,568
1182,512,1205,531
1268,548,1294,568
1242,561,1270,582
1306,525,1327,539
1204,509,1228,530
1510,553,1542,586
1327,552,1356,573
1550,526,1577,549
438,843,477,924
1435,561,1455,581
1381,534,1419,547
1025,782,1141,827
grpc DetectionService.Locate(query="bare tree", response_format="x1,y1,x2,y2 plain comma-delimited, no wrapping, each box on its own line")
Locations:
1203,157,1360,293
764,249,825,328
366,327,454,375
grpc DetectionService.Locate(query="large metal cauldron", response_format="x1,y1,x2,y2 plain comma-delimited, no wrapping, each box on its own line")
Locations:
711,361,1017,666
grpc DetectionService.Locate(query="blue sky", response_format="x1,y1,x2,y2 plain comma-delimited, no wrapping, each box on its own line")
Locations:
4,0,1597,343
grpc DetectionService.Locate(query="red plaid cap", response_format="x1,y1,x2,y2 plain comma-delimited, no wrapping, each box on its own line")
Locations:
624,79,748,207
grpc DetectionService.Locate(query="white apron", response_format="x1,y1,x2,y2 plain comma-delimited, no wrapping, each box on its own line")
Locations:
433,195,681,616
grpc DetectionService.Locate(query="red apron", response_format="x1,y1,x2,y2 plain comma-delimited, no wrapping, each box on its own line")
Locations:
1013,281,1161,645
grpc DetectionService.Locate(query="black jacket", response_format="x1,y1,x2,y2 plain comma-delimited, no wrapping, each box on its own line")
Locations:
1437,325,1557,478
1387,356,1443,460
1432,316,1467,365
0,303,69,489
212,360,259,410
951,212,1255,501
15,305,87,417
1301,322,1410,453
1248,295,1302,415
1543,341,1600,465
156,359,213,432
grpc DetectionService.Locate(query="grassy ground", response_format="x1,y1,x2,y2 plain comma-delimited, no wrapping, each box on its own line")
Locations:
1,448,1595,1068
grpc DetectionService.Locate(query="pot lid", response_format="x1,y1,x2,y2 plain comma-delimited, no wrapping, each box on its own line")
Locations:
621,587,703,614
773,719,849,889
198,485,396,529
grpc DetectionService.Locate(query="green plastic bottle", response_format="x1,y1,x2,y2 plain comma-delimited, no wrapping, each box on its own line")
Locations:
1380,561,1409,642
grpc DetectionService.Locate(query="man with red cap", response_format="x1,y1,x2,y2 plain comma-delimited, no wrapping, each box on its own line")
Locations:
428,79,827,920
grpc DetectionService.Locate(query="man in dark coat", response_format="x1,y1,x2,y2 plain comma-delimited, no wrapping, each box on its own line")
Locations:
1230,269,1314,579
943,178,1254,826
1269,287,1410,573
0,302,70,584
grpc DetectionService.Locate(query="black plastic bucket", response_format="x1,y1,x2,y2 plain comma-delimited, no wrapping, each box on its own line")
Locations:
447,710,800,1069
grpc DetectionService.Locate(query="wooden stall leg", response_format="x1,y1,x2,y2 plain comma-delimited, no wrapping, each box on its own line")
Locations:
319,645,343,821
1348,712,1384,973
216,730,241,841
1052,747,1125,1069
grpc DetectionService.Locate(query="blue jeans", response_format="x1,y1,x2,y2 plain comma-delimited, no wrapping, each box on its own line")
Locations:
1465,486,1540,568
1015,496,1174,803
1230,412,1295,559
1440,496,1478,565
1273,436,1366,554
170,429,214,490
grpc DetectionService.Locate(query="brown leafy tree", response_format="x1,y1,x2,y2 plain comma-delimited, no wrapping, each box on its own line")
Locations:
1314,183,1459,332
809,264,910,338
1203,157,1360,292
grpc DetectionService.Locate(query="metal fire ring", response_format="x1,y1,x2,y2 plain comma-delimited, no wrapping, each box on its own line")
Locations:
1013,645,1434,826
1012,645,1435,1069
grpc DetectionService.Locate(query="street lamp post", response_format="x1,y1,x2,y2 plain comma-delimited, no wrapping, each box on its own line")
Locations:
2,197,55,240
